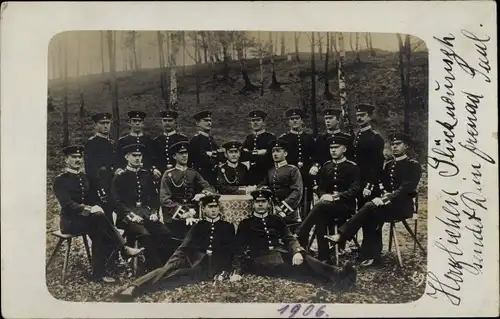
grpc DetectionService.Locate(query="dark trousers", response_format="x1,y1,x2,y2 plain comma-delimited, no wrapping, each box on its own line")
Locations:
244,250,343,283
339,201,407,260
296,201,352,261
121,219,173,270
60,212,126,277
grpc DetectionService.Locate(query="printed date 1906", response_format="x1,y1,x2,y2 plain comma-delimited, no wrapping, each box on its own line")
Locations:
278,304,328,318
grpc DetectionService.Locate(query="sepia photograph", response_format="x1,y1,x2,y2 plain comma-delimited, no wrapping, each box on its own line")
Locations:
45,30,429,304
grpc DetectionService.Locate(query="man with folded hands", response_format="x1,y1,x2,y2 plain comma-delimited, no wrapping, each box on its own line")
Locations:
229,188,356,287
159,141,216,242
114,194,235,301
111,143,172,271
53,145,144,283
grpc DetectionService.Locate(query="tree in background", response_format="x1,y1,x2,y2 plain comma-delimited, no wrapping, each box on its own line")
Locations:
234,31,259,94
365,32,376,57
169,31,182,110
61,34,69,147
294,32,301,63
107,31,120,141
157,31,169,108
268,32,283,91
124,31,140,71
100,31,105,73
309,32,318,137
323,31,334,100
355,32,361,63
397,33,412,134
318,32,323,61
280,32,286,56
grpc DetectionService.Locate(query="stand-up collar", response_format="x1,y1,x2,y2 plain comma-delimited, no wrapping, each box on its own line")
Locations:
327,129,341,135
394,154,408,161
290,129,304,135
126,165,140,172
65,167,82,175
359,125,372,132
275,160,287,168
226,161,238,168
205,216,221,223
164,130,177,137
332,157,347,165
129,132,144,137
198,131,210,137
95,132,109,139
253,211,269,219
254,129,266,136
175,164,188,171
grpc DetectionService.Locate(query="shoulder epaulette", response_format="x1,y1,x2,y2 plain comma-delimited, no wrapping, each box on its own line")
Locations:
115,168,125,176
178,132,188,137
279,133,287,138
372,130,380,135
287,164,299,170
346,160,357,166
165,167,176,173
88,135,96,141
324,160,332,165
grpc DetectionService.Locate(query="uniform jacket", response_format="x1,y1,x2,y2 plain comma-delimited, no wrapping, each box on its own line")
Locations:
170,218,236,272
241,130,276,185
110,166,159,221
83,134,116,203
53,169,95,233
279,130,316,171
258,161,303,211
232,212,305,275
317,157,360,207
159,166,215,223
381,155,422,217
152,131,189,173
353,126,385,188
188,132,222,184
215,162,249,195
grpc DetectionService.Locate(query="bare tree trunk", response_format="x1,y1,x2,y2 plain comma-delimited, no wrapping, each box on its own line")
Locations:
193,33,201,104
323,32,333,100
338,32,353,135
269,32,281,90
132,32,139,71
355,33,361,63
294,32,300,63
318,32,323,60
397,34,412,134
100,31,105,73
157,31,168,108
364,33,370,52
182,31,186,76
349,33,354,53
121,31,126,71
136,33,142,69
107,31,120,142
207,32,217,81
201,32,208,63
62,35,69,146
237,39,258,94
369,33,376,57
310,32,318,137
280,32,286,56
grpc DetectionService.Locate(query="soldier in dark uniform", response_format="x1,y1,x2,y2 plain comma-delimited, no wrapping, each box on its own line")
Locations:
111,143,172,271
258,139,303,223
151,110,189,175
84,112,117,222
53,145,144,283
159,141,216,242
116,111,161,179
187,111,223,185
313,108,354,167
215,140,249,195
114,194,236,301
352,104,385,205
295,135,360,262
279,108,316,219
241,110,276,185
326,133,422,267
229,188,356,287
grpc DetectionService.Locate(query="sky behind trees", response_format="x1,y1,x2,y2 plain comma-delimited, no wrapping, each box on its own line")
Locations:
48,31,427,80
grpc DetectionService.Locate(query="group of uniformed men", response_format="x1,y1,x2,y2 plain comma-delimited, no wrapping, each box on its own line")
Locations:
52,103,422,301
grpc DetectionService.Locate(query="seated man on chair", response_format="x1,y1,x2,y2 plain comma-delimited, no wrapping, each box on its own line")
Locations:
295,134,360,263
325,132,422,267
215,140,250,195
159,141,216,243
115,194,236,301
111,143,172,271
258,139,303,223
53,145,144,283
229,187,356,287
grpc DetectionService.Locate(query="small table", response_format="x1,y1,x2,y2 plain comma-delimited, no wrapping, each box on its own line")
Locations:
218,194,254,226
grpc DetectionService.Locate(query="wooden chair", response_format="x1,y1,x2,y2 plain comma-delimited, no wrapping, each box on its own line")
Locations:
386,194,426,267
46,230,92,284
